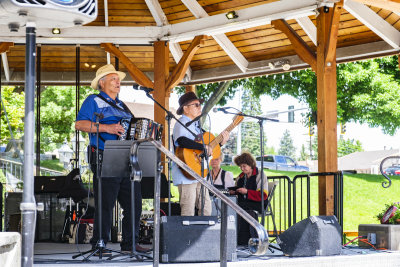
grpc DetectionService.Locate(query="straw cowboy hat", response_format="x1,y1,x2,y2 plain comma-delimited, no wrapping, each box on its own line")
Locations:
176,92,204,115
91,64,126,90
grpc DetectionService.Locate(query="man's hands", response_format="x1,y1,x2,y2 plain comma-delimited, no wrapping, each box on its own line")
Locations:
104,123,125,136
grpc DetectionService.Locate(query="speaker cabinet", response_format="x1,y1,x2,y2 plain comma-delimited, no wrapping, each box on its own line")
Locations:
160,216,237,263
278,216,342,256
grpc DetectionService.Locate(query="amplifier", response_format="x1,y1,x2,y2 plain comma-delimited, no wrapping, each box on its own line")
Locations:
359,224,400,251
160,216,237,263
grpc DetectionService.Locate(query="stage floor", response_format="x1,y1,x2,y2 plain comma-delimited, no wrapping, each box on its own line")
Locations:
33,242,400,267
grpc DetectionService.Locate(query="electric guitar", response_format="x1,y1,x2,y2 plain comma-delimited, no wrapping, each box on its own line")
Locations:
176,113,244,180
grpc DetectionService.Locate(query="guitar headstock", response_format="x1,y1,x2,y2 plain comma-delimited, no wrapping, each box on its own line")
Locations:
232,113,244,126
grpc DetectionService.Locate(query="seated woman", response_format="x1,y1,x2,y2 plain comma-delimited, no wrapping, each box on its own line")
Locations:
230,152,268,245
209,153,235,190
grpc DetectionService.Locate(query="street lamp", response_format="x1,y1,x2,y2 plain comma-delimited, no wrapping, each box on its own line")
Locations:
58,139,73,169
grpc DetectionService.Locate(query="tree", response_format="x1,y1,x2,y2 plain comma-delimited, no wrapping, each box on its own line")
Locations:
39,86,96,152
299,144,309,161
239,88,269,156
189,56,400,135
278,130,296,158
1,86,25,143
337,137,363,157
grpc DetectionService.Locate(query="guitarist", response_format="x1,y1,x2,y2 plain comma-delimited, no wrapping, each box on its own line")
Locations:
172,92,229,216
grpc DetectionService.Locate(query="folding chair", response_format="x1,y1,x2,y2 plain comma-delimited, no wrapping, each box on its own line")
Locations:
264,181,279,239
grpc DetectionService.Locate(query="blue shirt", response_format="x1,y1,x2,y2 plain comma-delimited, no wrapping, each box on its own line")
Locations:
76,91,132,150
172,115,203,185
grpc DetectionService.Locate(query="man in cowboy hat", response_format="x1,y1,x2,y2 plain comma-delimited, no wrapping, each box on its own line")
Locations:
75,64,149,254
172,91,230,216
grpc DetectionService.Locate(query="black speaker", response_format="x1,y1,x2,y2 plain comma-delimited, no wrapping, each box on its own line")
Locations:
160,216,237,262
278,216,342,256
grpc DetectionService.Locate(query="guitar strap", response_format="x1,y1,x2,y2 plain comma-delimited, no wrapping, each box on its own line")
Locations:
221,170,226,188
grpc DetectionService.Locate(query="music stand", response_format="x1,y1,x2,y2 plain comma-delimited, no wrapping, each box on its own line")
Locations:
101,140,159,261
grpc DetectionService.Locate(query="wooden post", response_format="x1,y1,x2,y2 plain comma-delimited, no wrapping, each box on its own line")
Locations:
184,85,196,93
153,41,170,175
316,4,342,215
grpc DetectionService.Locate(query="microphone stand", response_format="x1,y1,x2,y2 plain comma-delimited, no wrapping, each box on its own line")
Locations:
142,91,202,215
221,109,278,226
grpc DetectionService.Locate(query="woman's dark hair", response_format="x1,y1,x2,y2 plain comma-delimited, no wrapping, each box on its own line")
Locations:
234,152,256,169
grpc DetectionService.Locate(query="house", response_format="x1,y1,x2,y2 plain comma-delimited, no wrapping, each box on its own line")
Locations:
338,149,400,174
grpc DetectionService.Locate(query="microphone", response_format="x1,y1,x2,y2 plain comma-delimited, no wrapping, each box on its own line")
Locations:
213,107,233,113
132,84,154,93
94,112,104,120
185,113,204,127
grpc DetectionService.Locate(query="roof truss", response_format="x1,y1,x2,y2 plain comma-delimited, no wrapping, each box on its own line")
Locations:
0,0,317,44
181,0,249,73
344,0,400,49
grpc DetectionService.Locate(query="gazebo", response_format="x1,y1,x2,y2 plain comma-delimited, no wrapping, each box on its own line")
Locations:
1,0,400,265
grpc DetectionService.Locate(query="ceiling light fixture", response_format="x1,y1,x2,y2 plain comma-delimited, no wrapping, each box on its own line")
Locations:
226,11,238,20
84,63,90,67
274,59,291,70
52,28,61,34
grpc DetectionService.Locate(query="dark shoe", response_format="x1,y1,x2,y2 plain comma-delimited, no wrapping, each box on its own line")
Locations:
135,244,151,253
121,244,151,253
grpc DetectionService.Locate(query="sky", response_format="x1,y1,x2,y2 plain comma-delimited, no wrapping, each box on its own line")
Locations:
119,87,400,157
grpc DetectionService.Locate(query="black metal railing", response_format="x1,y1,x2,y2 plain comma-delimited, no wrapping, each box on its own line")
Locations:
265,171,344,238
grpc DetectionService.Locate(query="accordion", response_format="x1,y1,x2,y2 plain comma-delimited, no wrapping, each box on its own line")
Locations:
119,117,163,141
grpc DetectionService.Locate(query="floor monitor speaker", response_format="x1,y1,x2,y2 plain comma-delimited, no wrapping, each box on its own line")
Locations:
279,215,342,256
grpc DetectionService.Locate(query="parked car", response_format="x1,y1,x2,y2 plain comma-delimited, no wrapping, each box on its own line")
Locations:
256,155,309,172
383,165,400,175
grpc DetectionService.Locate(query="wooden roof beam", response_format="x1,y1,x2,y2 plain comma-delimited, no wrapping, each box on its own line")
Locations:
181,0,249,73
351,0,400,12
0,42,13,54
165,0,317,43
144,0,192,81
325,1,343,64
296,17,317,46
166,35,206,91
100,43,154,88
0,42,13,81
144,0,168,26
344,0,400,49
271,19,317,71
2,53,10,81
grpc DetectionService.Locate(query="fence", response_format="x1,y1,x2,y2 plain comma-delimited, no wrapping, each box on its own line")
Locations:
265,171,344,239
0,158,64,181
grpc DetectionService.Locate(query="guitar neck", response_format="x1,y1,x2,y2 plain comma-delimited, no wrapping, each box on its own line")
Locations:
209,121,239,148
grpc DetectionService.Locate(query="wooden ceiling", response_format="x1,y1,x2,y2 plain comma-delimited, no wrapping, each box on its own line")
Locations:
1,0,400,85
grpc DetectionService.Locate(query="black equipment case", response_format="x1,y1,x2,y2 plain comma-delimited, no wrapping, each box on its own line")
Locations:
160,216,237,263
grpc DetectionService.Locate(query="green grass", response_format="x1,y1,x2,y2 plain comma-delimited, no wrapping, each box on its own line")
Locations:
39,159,65,172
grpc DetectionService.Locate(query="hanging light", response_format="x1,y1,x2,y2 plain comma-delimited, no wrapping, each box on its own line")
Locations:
52,28,61,34
225,11,238,20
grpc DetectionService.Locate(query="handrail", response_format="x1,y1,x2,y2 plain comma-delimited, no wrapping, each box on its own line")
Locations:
149,139,269,255
0,157,64,176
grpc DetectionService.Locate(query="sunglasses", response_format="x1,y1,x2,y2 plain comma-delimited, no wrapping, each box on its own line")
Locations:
186,103,201,108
